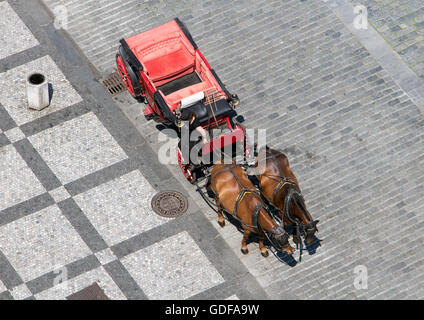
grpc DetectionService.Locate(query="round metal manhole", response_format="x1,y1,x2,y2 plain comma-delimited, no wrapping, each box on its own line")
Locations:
151,191,188,218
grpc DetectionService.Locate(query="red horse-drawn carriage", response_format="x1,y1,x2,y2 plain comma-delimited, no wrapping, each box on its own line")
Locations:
116,18,250,183
116,19,320,259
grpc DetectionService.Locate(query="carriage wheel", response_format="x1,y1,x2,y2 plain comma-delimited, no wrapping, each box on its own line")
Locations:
118,46,145,99
116,53,136,97
177,148,196,183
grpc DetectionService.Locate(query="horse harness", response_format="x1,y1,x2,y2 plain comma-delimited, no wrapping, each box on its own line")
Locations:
259,174,298,222
211,164,264,232
259,151,316,236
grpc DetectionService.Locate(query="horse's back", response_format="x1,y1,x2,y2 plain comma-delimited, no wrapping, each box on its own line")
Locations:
211,164,256,212
257,148,299,190
211,164,254,190
268,148,295,175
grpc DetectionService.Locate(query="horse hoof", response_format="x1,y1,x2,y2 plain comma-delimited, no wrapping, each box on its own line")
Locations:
218,220,225,228
241,248,249,255
261,250,269,258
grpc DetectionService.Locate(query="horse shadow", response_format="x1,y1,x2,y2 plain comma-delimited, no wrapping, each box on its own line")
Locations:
304,236,322,255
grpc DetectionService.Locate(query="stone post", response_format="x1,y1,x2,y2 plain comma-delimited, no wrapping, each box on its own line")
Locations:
26,72,50,110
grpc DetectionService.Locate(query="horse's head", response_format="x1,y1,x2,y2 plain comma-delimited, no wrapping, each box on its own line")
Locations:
285,188,319,245
302,219,319,245
269,224,294,254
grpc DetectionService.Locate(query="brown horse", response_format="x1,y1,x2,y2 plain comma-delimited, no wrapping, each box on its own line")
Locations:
255,147,319,245
210,163,294,257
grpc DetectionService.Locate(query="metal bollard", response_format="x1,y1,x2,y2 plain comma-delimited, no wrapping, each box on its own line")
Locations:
26,72,50,110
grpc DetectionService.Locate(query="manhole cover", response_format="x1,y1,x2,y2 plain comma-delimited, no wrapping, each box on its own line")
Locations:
66,282,109,300
100,72,126,96
151,191,188,218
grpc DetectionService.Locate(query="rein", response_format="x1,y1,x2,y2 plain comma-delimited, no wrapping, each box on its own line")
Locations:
205,89,219,129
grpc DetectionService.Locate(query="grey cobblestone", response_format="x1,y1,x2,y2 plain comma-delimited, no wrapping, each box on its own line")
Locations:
352,0,424,80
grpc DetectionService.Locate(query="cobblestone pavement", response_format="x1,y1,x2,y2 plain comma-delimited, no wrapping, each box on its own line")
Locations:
3,0,424,299
352,0,424,80
0,0,267,300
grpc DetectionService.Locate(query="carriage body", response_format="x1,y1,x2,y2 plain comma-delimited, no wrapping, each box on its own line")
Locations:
116,18,248,183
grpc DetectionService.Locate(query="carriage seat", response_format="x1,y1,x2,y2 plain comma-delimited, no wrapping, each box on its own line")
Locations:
185,99,233,125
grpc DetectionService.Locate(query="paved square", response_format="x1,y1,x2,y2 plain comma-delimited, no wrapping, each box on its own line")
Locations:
74,170,167,246
3,0,420,300
0,144,46,212
0,2,39,60
0,280,6,293
121,231,224,300
35,267,126,300
0,205,91,282
358,0,424,80
48,186,71,203
9,284,32,300
94,248,117,265
29,112,127,184
3,127,25,143
0,55,82,125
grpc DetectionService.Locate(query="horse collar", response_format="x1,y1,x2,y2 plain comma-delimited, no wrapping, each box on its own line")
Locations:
272,178,298,205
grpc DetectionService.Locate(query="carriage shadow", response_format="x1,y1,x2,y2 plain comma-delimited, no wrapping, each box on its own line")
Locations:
156,123,167,131
235,115,245,123
156,123,178,137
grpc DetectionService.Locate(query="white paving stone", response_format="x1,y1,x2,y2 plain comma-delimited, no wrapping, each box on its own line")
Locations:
74,170,167,246
29,112,127,184
225,294,240,300
121,231,224,300
0,280,7,293
0,144,46,212
0,55,82,125
3,127,25,143
0,205,91,282
94,248,117,265
0,2,39,60
9,284,32,300
35,266,126,300
48,186,71,203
